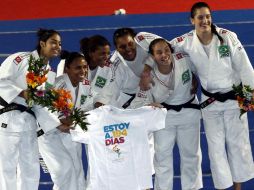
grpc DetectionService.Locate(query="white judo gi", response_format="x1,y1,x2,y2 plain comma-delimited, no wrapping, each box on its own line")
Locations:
93,32,162,180
57,58,112,100
131,53,202,190
38,73,93,190
0,50,61,190
171,27,254,189
94,32,160,108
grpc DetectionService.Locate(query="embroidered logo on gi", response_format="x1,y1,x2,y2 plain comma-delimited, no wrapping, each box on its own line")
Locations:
80,95,87,105
1,123,7,128
182,70,190,84
218,45,230,58
95,76,107,88
175,53,183,60
82,79,90,85
13,56,22,65
177,36,184,42
137,35,145,42
221,29,228,34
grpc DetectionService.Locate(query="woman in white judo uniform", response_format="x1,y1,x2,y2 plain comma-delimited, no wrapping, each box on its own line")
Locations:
38,51,93,190
94,28,161,108
93,29,163,190
57,35,112,94
80,35,111,82
0,29,63,190
131,38,202,190
170,2,254,190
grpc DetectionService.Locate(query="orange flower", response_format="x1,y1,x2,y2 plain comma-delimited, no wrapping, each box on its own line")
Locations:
26,72,35,80
56,89,72,100
37,75,47,84
26,72,35,85
51,89,73,112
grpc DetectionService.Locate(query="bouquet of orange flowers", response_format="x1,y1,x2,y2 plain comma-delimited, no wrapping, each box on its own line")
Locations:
26,55,49,106
26,55,89,131
233,84,254,117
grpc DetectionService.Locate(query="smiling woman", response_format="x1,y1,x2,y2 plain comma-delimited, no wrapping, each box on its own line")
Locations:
0,28,63,190
0,0,253,20
62,52,88,87
170,2,254,190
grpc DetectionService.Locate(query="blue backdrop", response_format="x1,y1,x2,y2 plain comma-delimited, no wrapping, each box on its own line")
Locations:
0,9,254,189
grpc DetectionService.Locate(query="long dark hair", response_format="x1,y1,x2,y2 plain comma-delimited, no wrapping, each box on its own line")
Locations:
80,35,110,64
36,28,60,53
190,2,223,44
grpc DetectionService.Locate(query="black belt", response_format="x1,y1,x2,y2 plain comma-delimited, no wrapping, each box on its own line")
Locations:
161,96,200,112
200,86,236,109
122,93,136,109
0,96,35,117
0,96,43,136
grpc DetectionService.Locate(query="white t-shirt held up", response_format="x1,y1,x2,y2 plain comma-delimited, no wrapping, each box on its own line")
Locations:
71,105,167,190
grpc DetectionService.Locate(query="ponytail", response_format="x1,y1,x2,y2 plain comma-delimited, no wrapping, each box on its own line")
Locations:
211,24,224,44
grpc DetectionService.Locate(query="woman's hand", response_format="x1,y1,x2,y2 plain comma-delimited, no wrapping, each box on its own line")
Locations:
139,69,154,91
57,124,75,133
94,102,104,108
60,117,73,126
19,90,29,100
148,102,164,108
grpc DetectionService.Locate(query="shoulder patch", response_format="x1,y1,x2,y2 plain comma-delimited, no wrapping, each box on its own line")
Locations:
221,29,228,34
174,53,183,60
219,29,239,46
174,52,189,60
136,35,145,42
177,36,185,42
82,79,90,85
13,52,31,65
13,56,22,65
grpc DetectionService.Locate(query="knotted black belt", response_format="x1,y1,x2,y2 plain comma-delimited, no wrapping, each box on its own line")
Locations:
161,96,200,112
200,86,236,109
0,96,45,137
0,96,35,117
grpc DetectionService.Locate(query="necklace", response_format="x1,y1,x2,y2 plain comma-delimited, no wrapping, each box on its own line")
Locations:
152,62,175,90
